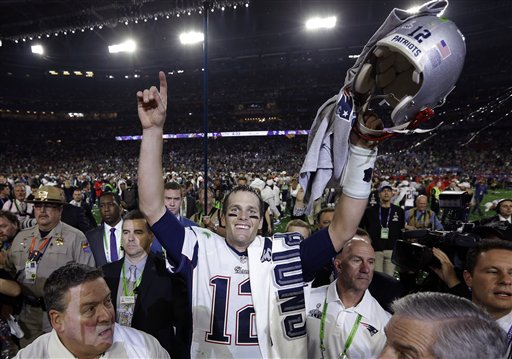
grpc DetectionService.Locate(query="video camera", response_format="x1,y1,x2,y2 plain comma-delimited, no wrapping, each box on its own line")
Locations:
392,224,479,272
438,190,472,230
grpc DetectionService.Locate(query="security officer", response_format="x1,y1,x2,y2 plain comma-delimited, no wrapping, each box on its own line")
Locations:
5,186,95,347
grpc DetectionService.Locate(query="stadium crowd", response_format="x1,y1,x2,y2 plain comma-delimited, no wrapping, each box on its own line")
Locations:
0,5,511,358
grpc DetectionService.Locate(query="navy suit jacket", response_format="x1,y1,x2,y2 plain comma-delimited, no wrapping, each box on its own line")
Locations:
86,224,109,267
102,253,191,359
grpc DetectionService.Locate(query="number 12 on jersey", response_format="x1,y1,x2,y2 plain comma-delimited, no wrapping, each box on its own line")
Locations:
206,276,258,345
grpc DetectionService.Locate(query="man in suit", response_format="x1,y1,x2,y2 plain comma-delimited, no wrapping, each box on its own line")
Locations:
102,210,190,358
150,182,198,256
69,187,97,229
164,182,197,227
86,192,124,267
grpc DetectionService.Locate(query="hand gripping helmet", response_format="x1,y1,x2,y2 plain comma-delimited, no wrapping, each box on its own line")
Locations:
352,15,466,132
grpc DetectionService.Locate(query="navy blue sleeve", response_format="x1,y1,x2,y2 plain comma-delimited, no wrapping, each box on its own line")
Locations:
150,210,186,268
300,228,337,282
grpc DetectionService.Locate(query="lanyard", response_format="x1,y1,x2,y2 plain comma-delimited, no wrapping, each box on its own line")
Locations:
378,206,392,228
121,264,143,296
29,236,52,255
320,297,363,358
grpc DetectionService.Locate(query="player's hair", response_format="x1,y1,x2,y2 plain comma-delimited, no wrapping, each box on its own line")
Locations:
391,292,508,359
465,239,512,275
44,263,104,313
222,185,264,218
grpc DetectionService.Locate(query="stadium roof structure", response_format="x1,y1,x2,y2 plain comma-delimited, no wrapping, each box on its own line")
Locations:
0,0,510,130
0,0,510,71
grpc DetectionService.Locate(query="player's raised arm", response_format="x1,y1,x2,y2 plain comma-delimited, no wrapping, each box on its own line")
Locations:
137,71,168,225
328,113,381,252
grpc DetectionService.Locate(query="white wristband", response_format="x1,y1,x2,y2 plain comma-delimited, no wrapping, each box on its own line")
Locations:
341,144,377,199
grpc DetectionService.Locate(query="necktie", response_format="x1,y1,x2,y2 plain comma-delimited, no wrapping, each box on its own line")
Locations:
128,265,137,294
110,228,118,261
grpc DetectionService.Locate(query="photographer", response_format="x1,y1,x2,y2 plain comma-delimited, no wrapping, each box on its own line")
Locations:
405,195,444,231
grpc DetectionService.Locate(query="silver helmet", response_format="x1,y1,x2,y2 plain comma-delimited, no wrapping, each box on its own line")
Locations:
352,15,466,127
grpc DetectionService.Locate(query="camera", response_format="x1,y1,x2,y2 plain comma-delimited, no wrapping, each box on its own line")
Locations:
391,225,479,272
438,190,472,230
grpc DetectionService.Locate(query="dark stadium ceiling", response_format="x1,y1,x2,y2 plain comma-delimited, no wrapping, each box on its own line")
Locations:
0,0,510,71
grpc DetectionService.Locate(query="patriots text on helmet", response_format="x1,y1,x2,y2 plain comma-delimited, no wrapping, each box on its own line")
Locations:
390,35,422,57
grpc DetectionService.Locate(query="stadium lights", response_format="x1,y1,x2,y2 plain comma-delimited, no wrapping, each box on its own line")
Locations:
179,31,204,45
49,70,58,75
305,16,337,30
85,71,94,77
62,71,70,76
108,39,136,53
6,1,250,44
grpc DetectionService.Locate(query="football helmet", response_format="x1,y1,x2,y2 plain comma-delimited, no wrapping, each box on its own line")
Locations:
352,15,466,130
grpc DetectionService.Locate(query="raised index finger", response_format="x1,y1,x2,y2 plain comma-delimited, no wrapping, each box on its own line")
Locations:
158,71,168,107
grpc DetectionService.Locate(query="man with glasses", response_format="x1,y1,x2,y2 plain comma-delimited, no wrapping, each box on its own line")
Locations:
5,186,94,347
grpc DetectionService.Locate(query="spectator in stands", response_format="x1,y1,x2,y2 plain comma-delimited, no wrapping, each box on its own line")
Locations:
0,184,10,210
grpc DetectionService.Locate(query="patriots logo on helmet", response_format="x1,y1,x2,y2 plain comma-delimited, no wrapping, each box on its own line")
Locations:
336,94,353,123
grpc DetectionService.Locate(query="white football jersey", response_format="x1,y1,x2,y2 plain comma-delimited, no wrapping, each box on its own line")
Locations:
183,227,261,358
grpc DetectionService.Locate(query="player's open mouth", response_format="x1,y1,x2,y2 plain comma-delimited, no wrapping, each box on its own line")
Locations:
235,224,250,230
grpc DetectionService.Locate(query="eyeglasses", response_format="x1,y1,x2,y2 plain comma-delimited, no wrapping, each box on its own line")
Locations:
34,203,61,209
